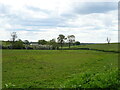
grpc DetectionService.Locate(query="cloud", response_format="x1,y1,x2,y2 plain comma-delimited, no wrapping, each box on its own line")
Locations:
72,2,117,14
26,6,51,14
0,1,118,43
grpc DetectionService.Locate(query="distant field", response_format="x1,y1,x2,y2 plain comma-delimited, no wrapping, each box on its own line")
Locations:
71,43,119,52
2,43,119,88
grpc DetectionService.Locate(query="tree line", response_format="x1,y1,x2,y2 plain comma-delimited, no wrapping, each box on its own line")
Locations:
2,32,80,50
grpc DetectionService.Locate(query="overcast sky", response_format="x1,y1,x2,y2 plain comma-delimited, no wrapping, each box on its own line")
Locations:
0,0,118,43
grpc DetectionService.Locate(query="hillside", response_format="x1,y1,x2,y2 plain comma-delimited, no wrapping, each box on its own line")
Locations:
69,43,119,52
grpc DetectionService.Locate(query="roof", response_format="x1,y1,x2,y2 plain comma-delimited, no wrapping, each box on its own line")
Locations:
30,42,38,44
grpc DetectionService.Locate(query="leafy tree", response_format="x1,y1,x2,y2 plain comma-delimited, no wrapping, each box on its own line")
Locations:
38,39,47,45
67,35,75,48
24,40,29,45
11,32,17,43
48,39,58,49
75,41,80,45
11,32,17,48
57,34,66,49
48,39,55,45
13,39,24,49
24,40,30,49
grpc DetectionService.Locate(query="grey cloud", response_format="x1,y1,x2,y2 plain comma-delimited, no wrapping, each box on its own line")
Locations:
0,2,117,31
73,2,117,14
26,6,51,14
0,4,11,14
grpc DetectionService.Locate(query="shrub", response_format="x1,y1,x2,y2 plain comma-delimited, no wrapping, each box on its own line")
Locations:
60,68,119,89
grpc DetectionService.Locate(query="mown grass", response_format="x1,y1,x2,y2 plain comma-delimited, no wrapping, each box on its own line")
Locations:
2,44,119,88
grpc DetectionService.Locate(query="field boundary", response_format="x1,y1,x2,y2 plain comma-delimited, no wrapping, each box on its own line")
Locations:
62,48,120,53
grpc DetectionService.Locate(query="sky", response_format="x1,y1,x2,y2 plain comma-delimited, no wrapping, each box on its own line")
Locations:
0,0,119,43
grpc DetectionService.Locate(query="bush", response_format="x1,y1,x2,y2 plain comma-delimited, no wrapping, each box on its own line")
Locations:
2,45,8,49
12,40,24,49
60,68,120,89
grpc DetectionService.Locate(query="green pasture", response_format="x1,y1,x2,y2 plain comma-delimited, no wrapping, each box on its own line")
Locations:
71,43,119,52
2,43,119,88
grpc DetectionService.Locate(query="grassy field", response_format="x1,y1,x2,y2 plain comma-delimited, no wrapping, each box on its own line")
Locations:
71,43,119,52
2,43,119,88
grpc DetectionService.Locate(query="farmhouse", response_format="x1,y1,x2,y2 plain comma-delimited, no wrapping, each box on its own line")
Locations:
30,42,53,49
30,42,39,46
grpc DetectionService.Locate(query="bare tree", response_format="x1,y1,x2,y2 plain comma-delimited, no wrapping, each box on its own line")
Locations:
67,35,75,48
107,37,111,44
